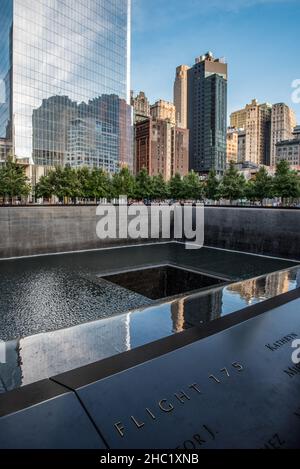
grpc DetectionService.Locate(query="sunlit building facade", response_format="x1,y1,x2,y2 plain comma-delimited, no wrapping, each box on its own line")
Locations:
0,0,132,172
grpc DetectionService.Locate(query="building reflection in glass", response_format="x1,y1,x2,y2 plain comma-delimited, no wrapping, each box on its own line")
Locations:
32,94,132,171
0,0,132,169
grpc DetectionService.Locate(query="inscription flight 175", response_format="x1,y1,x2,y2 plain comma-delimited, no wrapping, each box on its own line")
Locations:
113,362,244,438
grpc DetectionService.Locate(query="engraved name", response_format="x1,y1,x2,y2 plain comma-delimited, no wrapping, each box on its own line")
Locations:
283,362,300,378
265,333,298,352
175,424,218,449
261,433,286,450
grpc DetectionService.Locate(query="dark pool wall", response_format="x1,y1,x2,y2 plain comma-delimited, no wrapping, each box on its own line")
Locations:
0,206,299,259
0,206,164,258
202,207,300,260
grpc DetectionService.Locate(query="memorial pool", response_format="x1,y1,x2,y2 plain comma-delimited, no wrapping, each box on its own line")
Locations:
0,242,298,392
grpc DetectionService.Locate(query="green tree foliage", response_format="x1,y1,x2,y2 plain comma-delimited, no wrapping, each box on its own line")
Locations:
88,167,110,200
111,167,136,199
77,166,93,199
151,173,169,200
247,166,273,204
273,160,300,200
204,170,220,201
0,159,31,202
219,162,246,202
168,173,185,200
134,168,153,200
35,174,54,199
182,171,203,200
3,159,300,206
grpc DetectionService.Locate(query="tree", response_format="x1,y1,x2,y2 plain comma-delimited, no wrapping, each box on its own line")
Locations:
244,180,256,204
77,167,92,200
0,159,31,203
250,166,273,205
272,160,300,202
168,173,184,200
134,168,152,200
204,170,220,201
111,166,136,199
35,174,54,200
219,162,246,202
88,167,110,201
182,171,203,200
151,173,169,200
61,165,80,202
47,166,66,201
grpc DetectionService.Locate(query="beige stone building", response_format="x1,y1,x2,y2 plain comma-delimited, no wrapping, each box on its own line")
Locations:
173,65,190,128
245,99,272,165
17,157,52,182
226,127,239,163
172,127,189,176
270,103,296,166
131,91,151,123
150,100,176,125
276,139,300,166
230,108,247,130
135,117,189,181
150,119,174,180
238,129,246,163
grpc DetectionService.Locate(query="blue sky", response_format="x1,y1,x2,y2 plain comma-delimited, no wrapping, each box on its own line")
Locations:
131,0,300,123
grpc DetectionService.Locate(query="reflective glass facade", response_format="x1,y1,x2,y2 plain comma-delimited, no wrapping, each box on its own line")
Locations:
188,53,227,175
0,0,132,171
0,0,13,160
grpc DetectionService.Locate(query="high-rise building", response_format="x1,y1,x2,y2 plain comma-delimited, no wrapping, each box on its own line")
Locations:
135,117,189,180
230,109,247,130
238,129,246,163
0,1,12,159
293,125,300,139
0,0,132,171
226,127,239,163
276,139,300,167
135,119,151,175
131,91,151,123
244,99,272,165
270,103,296,166
186,52,228,175
173,65,190,128
172,127,189,176
150,100,176,125
231,100,296,167
150,119,174,180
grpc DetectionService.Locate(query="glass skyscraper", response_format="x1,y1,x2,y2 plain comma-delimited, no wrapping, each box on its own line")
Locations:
187,52,227,175
0,0,132,172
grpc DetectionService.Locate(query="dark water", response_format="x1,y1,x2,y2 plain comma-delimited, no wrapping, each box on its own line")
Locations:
0,243,298,393
0,243,296,341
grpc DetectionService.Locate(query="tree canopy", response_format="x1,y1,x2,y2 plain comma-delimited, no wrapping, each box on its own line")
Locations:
0,159,31,201
1,159,300,206
219,162,246,202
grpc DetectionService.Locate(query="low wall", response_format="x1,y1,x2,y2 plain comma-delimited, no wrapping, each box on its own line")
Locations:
203,206,300,260
0,206,299,259
0,206,157,258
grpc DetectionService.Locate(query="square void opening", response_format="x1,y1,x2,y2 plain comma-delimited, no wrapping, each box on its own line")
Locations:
102,265,225,300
